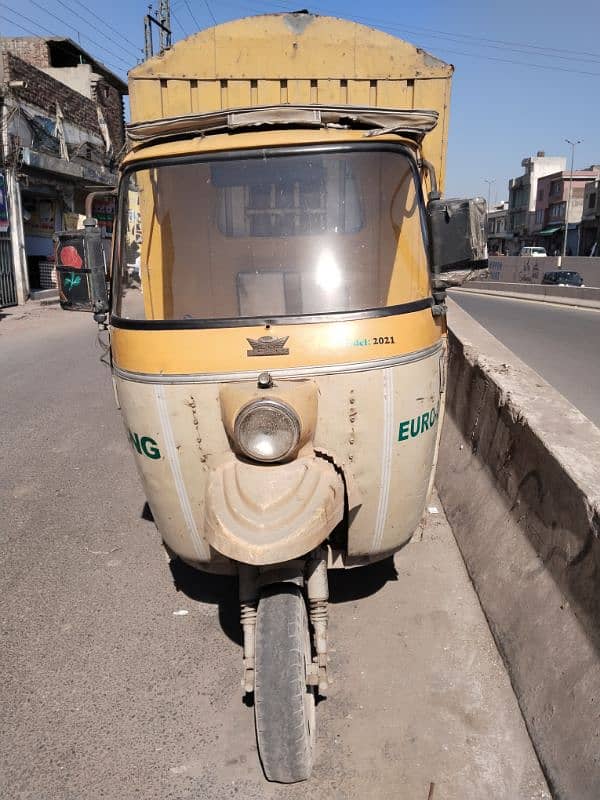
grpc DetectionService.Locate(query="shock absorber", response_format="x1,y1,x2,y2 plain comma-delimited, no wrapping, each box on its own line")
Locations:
238,564,258,694
306,550,329,694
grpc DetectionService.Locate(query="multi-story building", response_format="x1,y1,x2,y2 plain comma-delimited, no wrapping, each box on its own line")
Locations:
580,179,600,256
0,36,127,305
532,167,600,255
507,152,566,253
487,201,510,255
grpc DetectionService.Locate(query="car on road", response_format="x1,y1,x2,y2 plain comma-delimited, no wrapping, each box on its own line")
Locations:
541,270,584,287
519,246,547,257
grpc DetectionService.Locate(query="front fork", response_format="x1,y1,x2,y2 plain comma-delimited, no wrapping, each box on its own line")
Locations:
238,549,330,695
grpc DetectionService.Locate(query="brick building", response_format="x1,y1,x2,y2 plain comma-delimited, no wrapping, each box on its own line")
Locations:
531,166,600,256
0,37,127,304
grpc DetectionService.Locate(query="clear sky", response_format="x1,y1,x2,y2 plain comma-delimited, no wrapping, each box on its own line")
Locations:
2,0,599,198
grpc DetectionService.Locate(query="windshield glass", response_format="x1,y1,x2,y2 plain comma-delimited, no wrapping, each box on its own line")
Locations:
115,146,430,321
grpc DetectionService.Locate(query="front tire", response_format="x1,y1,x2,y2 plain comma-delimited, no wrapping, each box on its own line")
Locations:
254,585,316,783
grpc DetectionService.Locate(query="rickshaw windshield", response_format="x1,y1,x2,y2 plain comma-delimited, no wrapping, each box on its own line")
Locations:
115,146,430,322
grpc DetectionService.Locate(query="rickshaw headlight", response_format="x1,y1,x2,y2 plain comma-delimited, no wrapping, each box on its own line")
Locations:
234,399,301,463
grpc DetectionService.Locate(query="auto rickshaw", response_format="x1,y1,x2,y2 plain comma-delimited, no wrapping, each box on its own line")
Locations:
55,13,486,782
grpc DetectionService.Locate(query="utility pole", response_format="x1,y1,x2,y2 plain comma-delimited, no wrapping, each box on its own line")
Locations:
144,5,153,60
0,66,29,305
159,0,171,53
561,138,581,264
144,2,171,60
484,178,495,209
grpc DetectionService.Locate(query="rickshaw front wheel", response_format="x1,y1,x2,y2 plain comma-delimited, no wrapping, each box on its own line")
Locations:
254,584,316,782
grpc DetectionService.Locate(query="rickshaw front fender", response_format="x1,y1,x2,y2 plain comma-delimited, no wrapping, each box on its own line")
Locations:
204,455,345,565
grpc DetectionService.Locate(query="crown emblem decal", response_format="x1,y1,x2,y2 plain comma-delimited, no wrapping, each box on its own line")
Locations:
246,335,289,357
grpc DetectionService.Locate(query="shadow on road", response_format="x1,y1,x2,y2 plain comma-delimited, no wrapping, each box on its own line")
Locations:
169,558,242,646
148,500,397,641
328,556,398,603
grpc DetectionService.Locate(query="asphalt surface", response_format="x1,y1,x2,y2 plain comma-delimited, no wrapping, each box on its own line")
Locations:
450,290,600,427
0,304,550,800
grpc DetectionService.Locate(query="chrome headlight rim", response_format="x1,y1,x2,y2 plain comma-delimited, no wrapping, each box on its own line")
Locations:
234,398,301,463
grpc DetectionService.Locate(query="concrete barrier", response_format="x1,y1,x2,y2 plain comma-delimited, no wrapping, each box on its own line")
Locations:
457,281,600,308
488,256,600,288
436,299,600,800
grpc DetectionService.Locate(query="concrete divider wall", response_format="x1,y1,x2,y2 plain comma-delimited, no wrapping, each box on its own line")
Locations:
461,281,600,304
488,256,600,287
436,299,600,800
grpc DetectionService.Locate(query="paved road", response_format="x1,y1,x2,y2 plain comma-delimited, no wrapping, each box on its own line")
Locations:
0,304,549,800
450,291,600,427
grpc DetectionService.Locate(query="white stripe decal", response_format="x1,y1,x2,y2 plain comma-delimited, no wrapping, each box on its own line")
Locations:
371,368,394,553
154,385,210,560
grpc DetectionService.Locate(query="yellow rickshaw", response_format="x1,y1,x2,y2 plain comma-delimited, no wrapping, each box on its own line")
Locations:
55,13,485,782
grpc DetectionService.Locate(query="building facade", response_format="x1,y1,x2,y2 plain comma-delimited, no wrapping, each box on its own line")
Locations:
532,167,600,256
580,179,600,256
507,152,566,254
487,201,510,255
0,37,127,305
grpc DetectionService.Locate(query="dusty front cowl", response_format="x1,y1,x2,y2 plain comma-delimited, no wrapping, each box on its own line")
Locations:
204,456,345,565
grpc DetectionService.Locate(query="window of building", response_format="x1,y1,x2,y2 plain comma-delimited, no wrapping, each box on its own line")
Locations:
488,218,495,234
588,192,597,209
550,180,562,196
549,202,566,219
537,187,544,201
535,209,543,224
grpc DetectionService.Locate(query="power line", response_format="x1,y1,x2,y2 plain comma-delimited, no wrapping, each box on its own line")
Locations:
380,18,600,62
406,42,600,78
298,1,600,62
251,0,600,76
183,0,201,29
202,0,217,26
52,0,142,54
217,0,600,68
21,0,134,67
171,10,190,37
358,19,600,67
0,11,126,76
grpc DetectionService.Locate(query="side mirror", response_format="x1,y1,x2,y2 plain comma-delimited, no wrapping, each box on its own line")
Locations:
428,197,487,285
54,220,109,320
